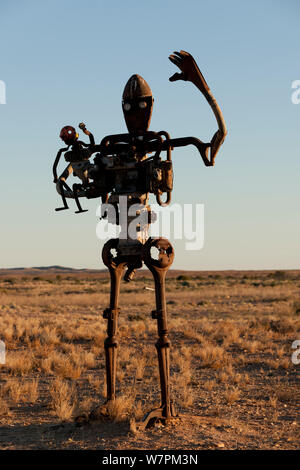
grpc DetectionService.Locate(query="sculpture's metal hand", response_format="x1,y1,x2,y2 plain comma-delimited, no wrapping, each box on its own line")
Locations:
169,50,210,96
79,122,95,147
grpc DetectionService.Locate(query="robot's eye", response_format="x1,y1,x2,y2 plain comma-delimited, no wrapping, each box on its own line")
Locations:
139,101,147,109
123,103,131,111
68,130,72,134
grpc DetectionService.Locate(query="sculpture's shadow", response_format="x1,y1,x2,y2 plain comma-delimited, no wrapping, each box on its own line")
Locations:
0,419,133,449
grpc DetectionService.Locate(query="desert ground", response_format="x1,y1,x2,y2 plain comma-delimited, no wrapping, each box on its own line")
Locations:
0,267,299,450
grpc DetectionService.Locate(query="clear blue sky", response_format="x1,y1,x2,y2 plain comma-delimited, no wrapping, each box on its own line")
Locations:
0,0,299,270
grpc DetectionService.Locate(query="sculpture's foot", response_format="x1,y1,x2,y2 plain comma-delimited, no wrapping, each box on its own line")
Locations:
75,209,88,214
135,403,179,431
55,206,69,211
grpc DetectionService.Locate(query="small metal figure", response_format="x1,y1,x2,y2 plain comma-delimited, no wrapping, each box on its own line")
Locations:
53,123,95,213
53,50,227,428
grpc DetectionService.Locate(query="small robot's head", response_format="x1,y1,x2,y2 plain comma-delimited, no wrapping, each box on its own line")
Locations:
122,74,153,134
59,126,79,145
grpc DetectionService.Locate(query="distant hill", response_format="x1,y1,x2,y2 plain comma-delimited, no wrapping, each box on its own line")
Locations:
0,266,299,280
0,266,106,276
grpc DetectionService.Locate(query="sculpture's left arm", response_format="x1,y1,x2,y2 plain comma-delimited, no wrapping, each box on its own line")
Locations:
79,122,95,147
169,50,227,165
53,147,69,183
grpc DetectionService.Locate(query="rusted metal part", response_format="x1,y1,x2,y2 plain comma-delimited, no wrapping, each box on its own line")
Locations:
122,75,154,134
93,134,210,166
92,131,173,207
53,123,95,212
123,74,152,100
59,126,78,145
123,265,136,282
72,183,88,214
79,122,95,146
102,239,127,401
55,180,70,211
141,238,175,425
168,50,227,164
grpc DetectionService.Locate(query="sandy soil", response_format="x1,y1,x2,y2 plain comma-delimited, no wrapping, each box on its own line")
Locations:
0,269,299,449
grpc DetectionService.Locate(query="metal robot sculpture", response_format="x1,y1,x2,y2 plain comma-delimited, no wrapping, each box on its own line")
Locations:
53,50,227,428
53,122,95,213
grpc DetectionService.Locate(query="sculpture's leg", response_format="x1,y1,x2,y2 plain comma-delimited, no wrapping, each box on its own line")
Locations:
152,267,172,419
138,237,177,429
101,239,126,402
73,183,88,214
55,180,70,211
103,262,125,401
89,240,126,422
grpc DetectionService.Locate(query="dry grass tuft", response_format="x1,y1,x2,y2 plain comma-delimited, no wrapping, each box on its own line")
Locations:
49,378,77,421
203,379,216,391
46,352,82,379
1,378,39,405
6,351,35,376
196,344,229,369
224,387,241,404
132,401,145,421
26,379,39,402
269,396,278,408
0,396,11,417
106,395,135,422
135,357,146,380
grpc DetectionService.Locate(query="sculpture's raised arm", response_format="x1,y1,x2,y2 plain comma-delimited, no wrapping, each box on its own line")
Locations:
169,50,227,166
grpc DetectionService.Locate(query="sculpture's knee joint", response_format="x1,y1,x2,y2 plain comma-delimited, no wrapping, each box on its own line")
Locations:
156,336,170,350
105,337,118,348
103,307,120,319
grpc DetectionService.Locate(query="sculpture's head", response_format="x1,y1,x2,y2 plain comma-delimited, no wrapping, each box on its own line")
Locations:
122,74,153,134
59,126,79,145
